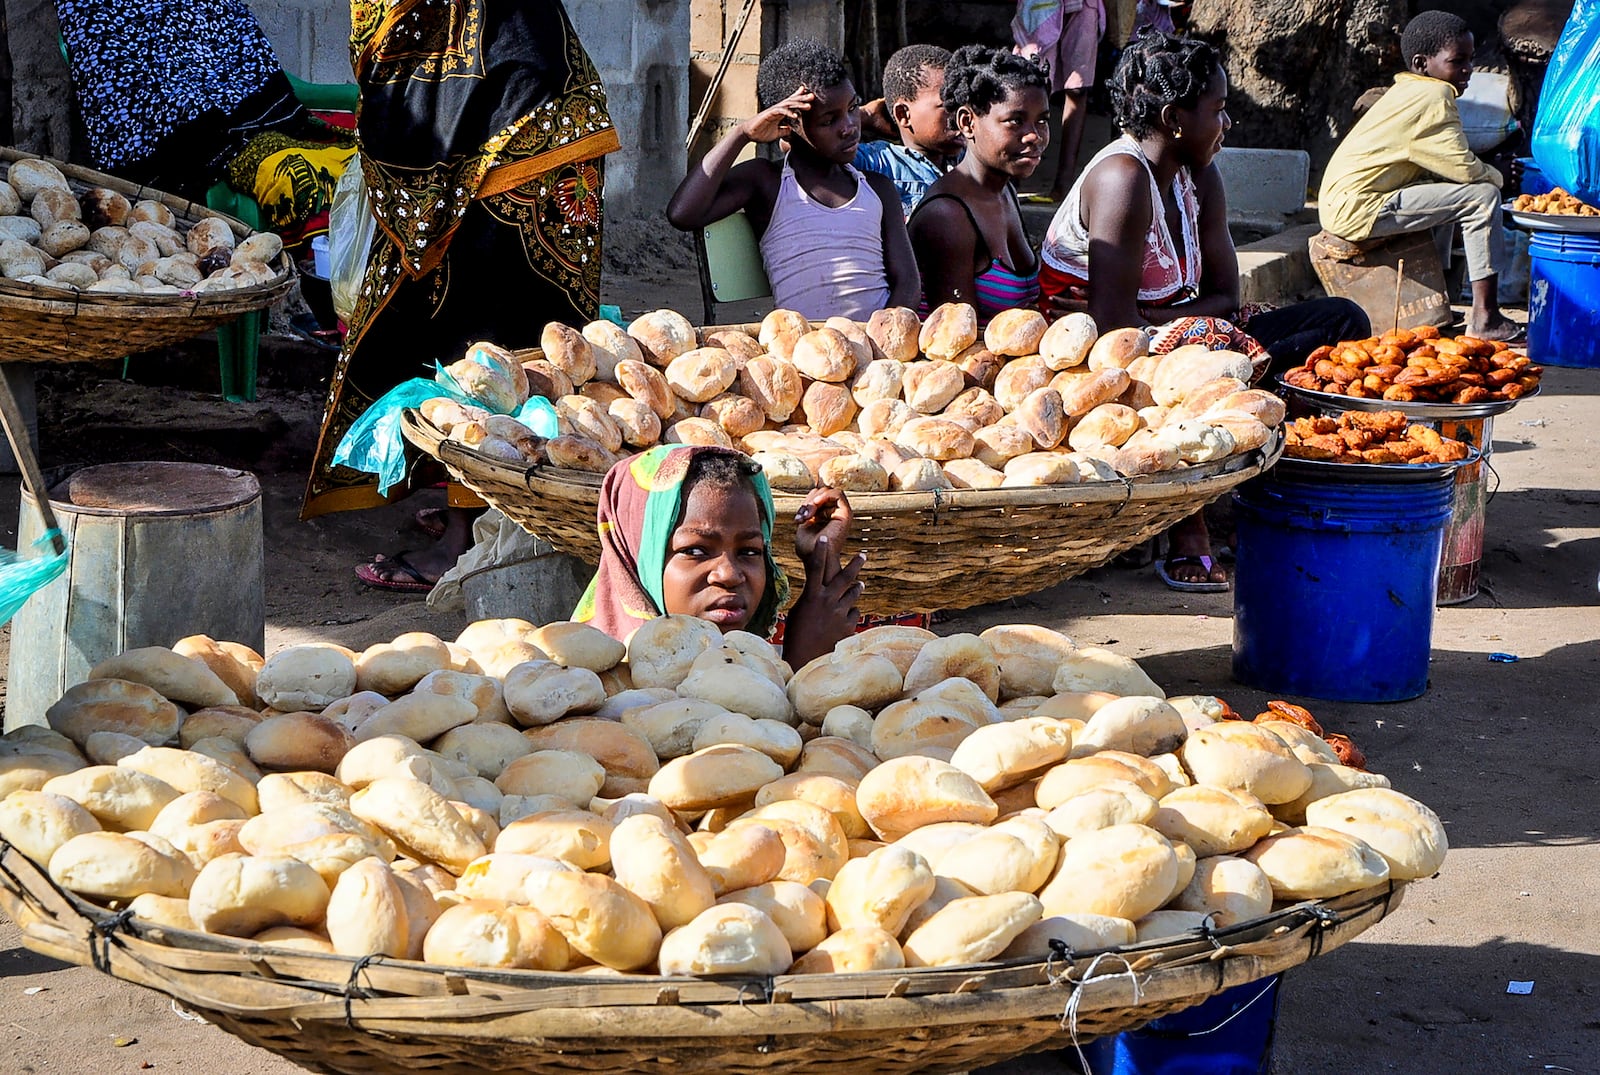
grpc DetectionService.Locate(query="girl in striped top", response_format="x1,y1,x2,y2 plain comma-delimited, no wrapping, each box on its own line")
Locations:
909,46,1049,323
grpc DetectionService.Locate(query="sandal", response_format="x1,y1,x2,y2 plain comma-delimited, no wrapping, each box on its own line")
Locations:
354,552,437,594
1156,555,1230,593
1471,319,1527,345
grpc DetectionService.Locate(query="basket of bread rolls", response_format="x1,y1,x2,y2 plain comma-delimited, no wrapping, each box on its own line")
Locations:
0,148,296,364
401,305,1286,614
0,619,1433,1074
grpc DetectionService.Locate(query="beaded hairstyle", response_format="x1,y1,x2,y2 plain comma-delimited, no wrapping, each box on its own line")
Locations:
1108,32,1222,139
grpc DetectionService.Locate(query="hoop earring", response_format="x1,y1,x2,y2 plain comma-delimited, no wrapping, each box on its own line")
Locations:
1173,127,1183,138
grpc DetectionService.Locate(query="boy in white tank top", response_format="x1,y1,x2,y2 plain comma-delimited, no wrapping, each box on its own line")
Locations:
668,40,921,321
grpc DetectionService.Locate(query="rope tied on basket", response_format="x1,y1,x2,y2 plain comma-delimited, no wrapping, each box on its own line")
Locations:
1302,902,1344,960
343,953,385,1027
88,906,137,974
1057,950,1142,1073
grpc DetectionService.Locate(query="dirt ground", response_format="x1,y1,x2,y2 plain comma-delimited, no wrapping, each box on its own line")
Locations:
0,259,1596,1073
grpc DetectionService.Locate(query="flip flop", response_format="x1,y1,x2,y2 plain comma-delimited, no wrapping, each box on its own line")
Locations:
1018,192,1062,205
355,553,437,594
413,507,448,540
1474,321,1527,345
1156,555,1230,593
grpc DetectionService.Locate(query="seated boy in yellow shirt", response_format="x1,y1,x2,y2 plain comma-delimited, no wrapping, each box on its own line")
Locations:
1319,11,1521,342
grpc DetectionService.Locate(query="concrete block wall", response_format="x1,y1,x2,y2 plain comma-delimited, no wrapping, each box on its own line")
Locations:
248,0,688,221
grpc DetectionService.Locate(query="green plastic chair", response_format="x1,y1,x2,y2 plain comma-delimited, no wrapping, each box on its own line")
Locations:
205,74,359,402
695,211,772,325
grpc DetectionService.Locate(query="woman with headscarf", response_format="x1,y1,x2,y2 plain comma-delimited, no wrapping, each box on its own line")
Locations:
304,0,619,592
574,447,864,671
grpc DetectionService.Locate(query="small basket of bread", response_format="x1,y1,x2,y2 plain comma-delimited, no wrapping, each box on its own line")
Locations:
0,147,296,364
0,622,1431,1074
401,304,1287,613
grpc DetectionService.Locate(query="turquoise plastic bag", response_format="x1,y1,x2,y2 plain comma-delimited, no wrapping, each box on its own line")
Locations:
333,374,557,495
1532,0,1600,204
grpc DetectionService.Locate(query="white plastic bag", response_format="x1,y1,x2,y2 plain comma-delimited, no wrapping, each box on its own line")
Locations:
328,152,375,324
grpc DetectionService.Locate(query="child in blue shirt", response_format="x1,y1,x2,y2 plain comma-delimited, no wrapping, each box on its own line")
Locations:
853,45,966,219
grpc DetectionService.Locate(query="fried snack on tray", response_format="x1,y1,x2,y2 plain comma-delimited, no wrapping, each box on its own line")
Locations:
1284,410,1470,465
1282,328,1541,404
1512,187,1600,217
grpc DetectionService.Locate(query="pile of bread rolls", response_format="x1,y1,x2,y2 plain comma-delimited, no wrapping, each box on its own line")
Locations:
415,303,1286,491
0,158,283,296
1,621,1443,978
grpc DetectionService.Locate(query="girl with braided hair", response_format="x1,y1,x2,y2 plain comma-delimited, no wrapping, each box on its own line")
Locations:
1041,32,1368,590
908,45,1051,321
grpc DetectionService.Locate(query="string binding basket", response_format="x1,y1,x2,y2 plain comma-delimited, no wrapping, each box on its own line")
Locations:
402,409,1283,615
0,147,296,364
0,840,1401,1075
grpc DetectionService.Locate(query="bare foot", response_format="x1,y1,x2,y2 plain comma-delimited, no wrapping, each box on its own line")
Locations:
1466,316,1525,343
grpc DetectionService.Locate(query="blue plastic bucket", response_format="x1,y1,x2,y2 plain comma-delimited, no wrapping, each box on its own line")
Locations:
1079,976,1282,1075
1232,473,1453,702
1518,156,1553,196
1527,231,1600,369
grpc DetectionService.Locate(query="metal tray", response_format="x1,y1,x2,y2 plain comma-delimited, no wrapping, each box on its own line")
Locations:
1274,445,1481,483
1503,201,1600,233
1278,376,1539,419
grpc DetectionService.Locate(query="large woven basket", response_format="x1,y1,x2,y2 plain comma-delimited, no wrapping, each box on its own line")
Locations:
0,841,1401,1075
402,410,1283,615
0,147,296,364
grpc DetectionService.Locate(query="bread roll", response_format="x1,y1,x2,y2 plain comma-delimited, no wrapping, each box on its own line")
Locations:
1037,822,1178,920
117,745,257,814
46,677,185,748
947,717,1073,794
610,813,717,929
1271,762,1391,827
1171,855,1272,927
1037,312,1096,370
655,901,792,976
1001,451,1079,487
422,899,571,969
580,319,644,378
0,790,100,867
495,809,614,868
817,843,932,935
525,869,662,970
706,328,763,363
499,659,605,728
851,358,905,408
795,380,854,437
902,891,1042,966
786,652,903,725
172,636,262,709
966,423,1031,470
894,416,974,461
1150,784,1274,858
789,926,905,973
919,302,978,359
256,646,358,712
626,614,723,691
993,357,1053,412
866,306,921,362
322,856,411,957
1302,787,1446,880
245,712,354,773
737,356,802,422
348,777,486,874
1169,376,1246,420
49,830,194,900
1205,389,1286,427
628,309,696,365
1150,347,1255,406
855,756,997,840
665,346,738,403
758,308,810,346
1036,754,1172,811
949,344,1003,392
493,750,605,806
1178,722,1313,805
787,328,854,382
1243,826,1391,900
896,633,997,701
941,386,1005,433
42,764,181,831
184,852,327,935
936,457,1002,489
885,457,948,492
82,730,150,765
1047,646,1164,699
1065,403,1139,451
649,744,784,811
984,308,1048,357
538,322,597,383
901,360,965,414
29,187,80,229
1085,327,1150,372
1013,387,1068,448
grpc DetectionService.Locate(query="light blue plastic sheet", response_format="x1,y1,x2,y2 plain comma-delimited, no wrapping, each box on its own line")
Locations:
1532,0,1600,204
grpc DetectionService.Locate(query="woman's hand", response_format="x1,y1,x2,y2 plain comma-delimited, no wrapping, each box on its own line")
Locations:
793,486,852,574
740,88,815,145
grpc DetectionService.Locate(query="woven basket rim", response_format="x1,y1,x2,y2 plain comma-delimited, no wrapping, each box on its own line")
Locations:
0,146,296,316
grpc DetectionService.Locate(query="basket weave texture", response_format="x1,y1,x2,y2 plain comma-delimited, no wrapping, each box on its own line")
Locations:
0,841,1400,1075
0,147,296,364
402,410,1283,615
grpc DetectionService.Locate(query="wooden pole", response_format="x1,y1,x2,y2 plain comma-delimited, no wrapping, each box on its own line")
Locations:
1392,258,1405,334
684,0,761,153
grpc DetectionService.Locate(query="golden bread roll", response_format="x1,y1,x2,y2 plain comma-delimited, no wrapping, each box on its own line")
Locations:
117,745,257,814
422,899,571,969
814,703,875,749
1068,403,1142,450
522,358,576,401
789,926,904,973
578,378,632,407
895,415,974,460
1172,855,1273,926
1179,722,1313,805
663,416,735,449
833,624,934,677
615,358,676,419
1242,826,1391,900
800,380,858,437
46,677,184,747
942,457,1006,489
524,720,658,798
786,652,904,725
1013,387,1068,448
627,614,723,691
254,772,350,815
501,660,606,727
749,450,814,490
953,343,1006,390
823,843,934,934
851,358,905,407
496,809,614,868
919,302,979,359
1039,311,1098,370
791,328,859,382
665,347,739,403
1037,822,1177,920
1204,389,1285,427
1271,762,1391,827
692,712,803,767
246,712,354,772
890,457,953,491
348,777,486,874
628,308,696,366
494,749,606,806
541,322,598,383
795,736,879,783
902,360,965,413
977,624,1076,699
948,717,1073,793
817,452,889,492
1002,451,1079,487
993,356,1053,412
759,308,810,346
866,306,921,362
177,706,260,749
707,329,764,363
984,308,1048,357
900,633,1000,700
649,744,784,811
255,646,358,712
1001,912,1136,957
525,868,663,970
1150,785,1275,857
584,318,646,378
1059,368,1132,418
456,852,576,902
49,830,194,900
659,903,794,976
90,646,239,708
186,852,327,935
1153,418,1235,463
1170,376,1247,419
1086,327,1150,371
555,395,625,452
126,892,197,932
754,772,867,837
697,822,786,895
855,756,997,840
608,397,663,447
933,828,1041,895
941,386,1005,432
83,730,148,765
902,891,1042,966
0,790,100,867
1050,646,1165,698
42,765,180,831
972,423,1035,469
700,392,766,438
1036,756,1171,814
621,697,729,760
1302,787,1447,880
610,812,717,929
716,877,828,954
739,355,804,422
870,694,984,760
1150,347,1255,406
324,855,410,957
521,622,624,673
1074,696,1187,757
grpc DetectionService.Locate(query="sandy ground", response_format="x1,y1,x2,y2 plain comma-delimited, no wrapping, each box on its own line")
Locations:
0,262,1596,1073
